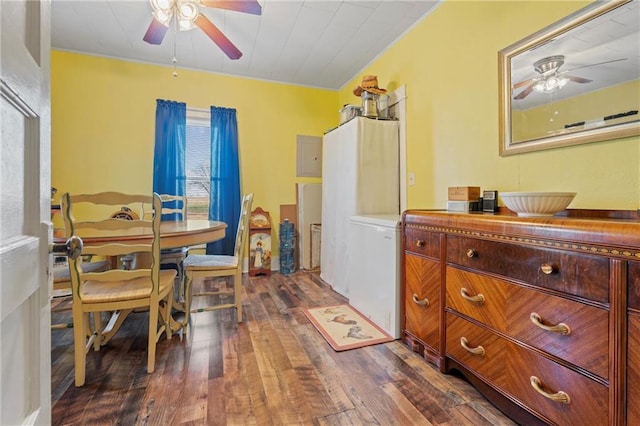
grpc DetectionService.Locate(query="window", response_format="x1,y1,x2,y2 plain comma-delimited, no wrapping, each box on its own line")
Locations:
185,108,210,219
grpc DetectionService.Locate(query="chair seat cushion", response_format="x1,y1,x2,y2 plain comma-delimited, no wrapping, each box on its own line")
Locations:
183,254,238,271
81,269,176,303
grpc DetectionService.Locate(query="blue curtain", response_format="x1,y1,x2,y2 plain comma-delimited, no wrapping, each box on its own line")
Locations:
206,106,241,255
153,99,186,220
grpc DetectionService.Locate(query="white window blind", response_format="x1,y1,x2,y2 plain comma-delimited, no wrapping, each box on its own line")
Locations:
185,108,211,219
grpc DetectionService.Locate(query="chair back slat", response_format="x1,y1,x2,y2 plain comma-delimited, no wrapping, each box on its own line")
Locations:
70,192,153,206
82,269,149,282
85,243,151,257
71,218,149,232
160,194,187,220
143,194,187,221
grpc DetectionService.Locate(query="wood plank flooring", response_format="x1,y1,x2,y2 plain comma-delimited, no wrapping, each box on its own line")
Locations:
51,271,517,425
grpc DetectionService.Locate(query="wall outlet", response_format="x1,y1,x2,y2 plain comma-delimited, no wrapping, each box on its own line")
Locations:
408,172,415,186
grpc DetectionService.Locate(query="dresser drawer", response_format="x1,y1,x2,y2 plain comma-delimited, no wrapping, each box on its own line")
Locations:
446,267,507,332
447,235,610,304
446,314,507,389
504,341,608,426
507,285,609,379
404,227,440,258
404,254,440,351
629,260,640,311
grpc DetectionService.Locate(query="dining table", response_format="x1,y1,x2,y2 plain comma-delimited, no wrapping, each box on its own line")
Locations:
53,219,227,340
54,219,227,250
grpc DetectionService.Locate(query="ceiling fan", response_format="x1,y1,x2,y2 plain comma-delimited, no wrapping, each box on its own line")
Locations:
512,55,627,100
143,0,262,60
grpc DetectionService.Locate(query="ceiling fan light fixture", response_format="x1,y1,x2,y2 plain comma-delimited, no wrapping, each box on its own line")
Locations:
151,0,173,13
178,18,197,31
153,9,174,26
546,76,559,87
177,2,199,31
179,2,198,19
533,74,569,94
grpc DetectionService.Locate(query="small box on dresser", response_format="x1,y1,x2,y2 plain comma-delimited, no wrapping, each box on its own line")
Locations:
447,186,481,201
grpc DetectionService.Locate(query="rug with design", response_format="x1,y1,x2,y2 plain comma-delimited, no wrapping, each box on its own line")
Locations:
303,304,393,351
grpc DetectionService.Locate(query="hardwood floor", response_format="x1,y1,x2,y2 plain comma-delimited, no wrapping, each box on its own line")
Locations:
51,271,517,425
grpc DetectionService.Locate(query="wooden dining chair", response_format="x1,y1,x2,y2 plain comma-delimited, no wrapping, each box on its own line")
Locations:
182,193,254,326
61,191,176,387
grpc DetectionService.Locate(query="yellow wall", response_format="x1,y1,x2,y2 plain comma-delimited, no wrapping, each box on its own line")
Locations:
339,0,640,210
51,51,337,239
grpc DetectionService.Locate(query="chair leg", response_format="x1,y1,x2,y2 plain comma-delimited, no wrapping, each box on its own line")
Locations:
72,309,87,387
164,290,174,340
235,270,242,323
147,301,159,374
165,290,173,338
176,261,185,302
183,271,194,330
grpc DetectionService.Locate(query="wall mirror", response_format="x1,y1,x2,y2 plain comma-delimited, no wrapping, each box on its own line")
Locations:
498,0,639,156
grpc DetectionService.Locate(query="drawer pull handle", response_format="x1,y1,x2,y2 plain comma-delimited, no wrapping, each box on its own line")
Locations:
416,240,426,248
530,376,571,404
466,249,476,258
412,294,429,307
460,337,485,356
460,288,485,304
530,312,571,335
540,263,555,275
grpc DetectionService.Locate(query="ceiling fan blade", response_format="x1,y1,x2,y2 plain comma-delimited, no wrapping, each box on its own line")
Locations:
514,82,535,100
513,77,536,90
564,58,627,73
564,75,592,84
195,14,243,60
143,17,169,45
200,0,262,15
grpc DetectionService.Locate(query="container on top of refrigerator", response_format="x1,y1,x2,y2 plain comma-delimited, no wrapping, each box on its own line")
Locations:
340,105,362,124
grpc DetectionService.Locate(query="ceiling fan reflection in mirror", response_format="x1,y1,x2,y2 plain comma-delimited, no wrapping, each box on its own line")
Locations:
143,0,262,60
513,55,627,100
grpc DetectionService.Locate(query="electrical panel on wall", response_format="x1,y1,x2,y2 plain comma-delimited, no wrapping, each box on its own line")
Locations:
296,135,322,177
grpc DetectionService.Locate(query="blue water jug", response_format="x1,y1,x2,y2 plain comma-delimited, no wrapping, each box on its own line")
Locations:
279,219,296,275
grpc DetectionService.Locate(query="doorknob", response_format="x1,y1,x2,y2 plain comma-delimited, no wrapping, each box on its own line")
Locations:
49,236,83,259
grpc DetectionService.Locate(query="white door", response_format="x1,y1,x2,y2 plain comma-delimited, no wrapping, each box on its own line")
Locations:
1,1,52,424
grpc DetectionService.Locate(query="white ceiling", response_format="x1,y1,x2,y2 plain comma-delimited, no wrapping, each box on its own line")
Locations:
51,0,441,90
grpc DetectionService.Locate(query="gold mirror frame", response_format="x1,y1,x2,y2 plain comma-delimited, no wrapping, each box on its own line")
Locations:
498,0,639,156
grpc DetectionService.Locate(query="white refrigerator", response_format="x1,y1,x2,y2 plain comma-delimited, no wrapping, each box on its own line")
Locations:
320,117,399,298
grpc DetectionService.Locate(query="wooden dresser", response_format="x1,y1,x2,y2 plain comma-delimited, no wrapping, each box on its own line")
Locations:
401,210,640,425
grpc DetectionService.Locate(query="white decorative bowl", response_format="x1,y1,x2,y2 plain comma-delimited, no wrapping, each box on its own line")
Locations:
500,192,576,217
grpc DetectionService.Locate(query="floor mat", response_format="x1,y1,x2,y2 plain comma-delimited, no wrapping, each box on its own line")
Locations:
303,304,393,351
